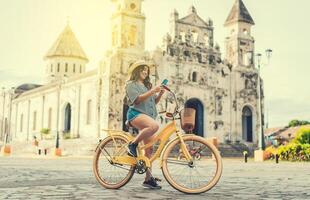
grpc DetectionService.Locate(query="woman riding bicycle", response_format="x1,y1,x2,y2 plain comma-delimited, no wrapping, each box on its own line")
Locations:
125,60,165,189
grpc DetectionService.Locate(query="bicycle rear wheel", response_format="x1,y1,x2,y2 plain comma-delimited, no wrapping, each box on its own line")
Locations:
93,135,135,189
162,135,222,194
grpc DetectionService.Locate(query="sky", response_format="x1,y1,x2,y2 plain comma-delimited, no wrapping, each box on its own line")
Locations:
0,0,309,127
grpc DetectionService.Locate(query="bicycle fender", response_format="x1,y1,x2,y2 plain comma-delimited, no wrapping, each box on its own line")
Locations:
94,134,133,152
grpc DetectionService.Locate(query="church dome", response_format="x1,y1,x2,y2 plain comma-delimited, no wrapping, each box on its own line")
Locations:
44,25,88,62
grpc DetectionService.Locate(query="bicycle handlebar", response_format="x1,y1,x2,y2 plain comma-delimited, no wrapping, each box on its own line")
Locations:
161,85,180,117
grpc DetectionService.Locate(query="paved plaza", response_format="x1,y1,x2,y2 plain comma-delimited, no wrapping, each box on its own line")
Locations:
0,156,309,200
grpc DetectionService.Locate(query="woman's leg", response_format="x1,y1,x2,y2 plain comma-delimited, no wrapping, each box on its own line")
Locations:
130,114,159,181
130,114,159,144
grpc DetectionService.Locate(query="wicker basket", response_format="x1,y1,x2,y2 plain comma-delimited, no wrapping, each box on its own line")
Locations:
180,108,196,131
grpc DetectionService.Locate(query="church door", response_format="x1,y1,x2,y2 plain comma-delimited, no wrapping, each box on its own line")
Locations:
64,103,71,133
242,106,253,142
185,98,204,137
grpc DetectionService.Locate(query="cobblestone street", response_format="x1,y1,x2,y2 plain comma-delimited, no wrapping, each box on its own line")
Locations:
0,156,309,200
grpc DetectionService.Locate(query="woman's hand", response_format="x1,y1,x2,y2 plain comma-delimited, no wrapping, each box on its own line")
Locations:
151,86,162,94
155,86,165,104
158,87,165,95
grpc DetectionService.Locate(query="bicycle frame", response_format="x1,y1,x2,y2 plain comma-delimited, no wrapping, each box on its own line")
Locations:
102,119,193,169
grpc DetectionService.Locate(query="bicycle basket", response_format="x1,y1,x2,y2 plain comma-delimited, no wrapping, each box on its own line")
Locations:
180,108,196,131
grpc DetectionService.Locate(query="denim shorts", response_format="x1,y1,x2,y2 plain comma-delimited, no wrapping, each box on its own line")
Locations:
127,108,141,122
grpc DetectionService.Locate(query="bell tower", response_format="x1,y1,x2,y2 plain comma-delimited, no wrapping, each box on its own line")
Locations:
224,0,255,68
111,0,145,53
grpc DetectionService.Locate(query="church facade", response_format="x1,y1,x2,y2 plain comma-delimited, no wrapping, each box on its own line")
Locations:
0,0,263,146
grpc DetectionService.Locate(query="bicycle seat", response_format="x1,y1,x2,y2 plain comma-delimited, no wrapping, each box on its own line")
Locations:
125,120,139,135
125,120,133,128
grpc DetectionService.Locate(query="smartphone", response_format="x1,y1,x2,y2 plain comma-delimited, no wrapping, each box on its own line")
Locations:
161,79,168,86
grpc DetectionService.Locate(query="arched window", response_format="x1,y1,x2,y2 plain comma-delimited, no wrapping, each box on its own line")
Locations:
73,64,76,73
65,63,68,72
57,63,60,72
51,64,53,72
33,111,37,130
192,72,197,82
180,31,186,42
243,29,248,35
86,100,92,124
20,114,23,132
48,108,52,129
80,65,82,73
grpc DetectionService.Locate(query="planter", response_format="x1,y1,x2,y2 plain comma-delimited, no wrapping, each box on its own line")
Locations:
1,145,11,155
54,148,62,156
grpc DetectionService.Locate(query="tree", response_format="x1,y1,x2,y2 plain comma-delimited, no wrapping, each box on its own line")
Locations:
288,119,310,127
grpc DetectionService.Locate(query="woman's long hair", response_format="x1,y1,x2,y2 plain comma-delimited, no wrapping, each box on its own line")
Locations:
129,65,152,90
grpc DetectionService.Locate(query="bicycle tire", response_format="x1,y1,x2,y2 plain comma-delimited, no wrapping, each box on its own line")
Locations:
93,135,135,189
162,135,222,194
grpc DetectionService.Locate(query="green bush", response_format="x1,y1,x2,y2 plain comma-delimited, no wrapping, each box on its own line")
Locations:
294,127,310,144
63,132,71,139
40,128,50,135
278,127,310,161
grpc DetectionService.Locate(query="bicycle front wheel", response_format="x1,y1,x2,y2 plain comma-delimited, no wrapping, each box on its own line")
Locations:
162,135,222,194
93,135,135,189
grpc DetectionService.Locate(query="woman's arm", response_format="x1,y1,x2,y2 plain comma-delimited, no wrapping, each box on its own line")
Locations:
134,86,161,104
155,89,165,104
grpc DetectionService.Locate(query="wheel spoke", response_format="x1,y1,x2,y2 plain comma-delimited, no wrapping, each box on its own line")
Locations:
162,136,222,193
165,159,191,166
94,136,135,189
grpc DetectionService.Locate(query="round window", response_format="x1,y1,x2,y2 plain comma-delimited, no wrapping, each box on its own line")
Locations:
130,3,136,10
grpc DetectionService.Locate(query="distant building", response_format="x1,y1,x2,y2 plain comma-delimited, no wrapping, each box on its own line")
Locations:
0,0,264,146
265,125,310,146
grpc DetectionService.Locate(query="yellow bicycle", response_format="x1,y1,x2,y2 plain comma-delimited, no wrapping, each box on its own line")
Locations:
93,85,222,194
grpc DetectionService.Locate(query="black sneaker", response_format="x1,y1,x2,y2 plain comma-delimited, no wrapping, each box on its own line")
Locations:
127,142,138,157
142,177,162,189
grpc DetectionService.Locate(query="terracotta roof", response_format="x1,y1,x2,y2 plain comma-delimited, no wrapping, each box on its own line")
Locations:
45,25,88,61
264,127,285,137
280,125,310,139
269,125,310,140
224,0,255,26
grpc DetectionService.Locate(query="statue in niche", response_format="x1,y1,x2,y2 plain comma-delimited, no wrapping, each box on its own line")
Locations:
167,45,174,56
227,45,234,60
215,95,223,115
197,53,202,63
213,120,223,130
208,55,216,65
233,100,237,111
121,32,128,48
185,30,193,47
129,25,137,46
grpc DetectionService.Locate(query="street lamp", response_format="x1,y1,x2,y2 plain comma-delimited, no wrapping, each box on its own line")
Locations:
1,87,5,142
255,49,272,153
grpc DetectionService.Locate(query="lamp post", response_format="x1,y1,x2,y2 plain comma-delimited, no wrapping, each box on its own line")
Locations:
1,87,6,142
51,75,65,156
254,49,272,161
